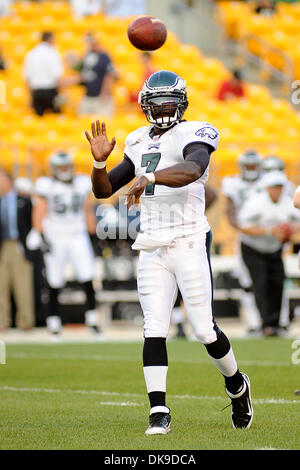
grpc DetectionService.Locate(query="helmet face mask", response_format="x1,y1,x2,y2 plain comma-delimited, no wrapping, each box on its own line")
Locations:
238,151,262,182
139,71,188,129
50,152,73,182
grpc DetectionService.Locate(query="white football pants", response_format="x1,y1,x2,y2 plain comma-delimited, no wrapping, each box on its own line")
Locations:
44,232,95,288
137,232,217,344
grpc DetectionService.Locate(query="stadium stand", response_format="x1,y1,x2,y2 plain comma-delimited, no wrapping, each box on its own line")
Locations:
216,1,300,81
0,1,300,254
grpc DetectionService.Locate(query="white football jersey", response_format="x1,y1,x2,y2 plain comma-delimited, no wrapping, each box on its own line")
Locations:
124,121,219,249
221,175,262,213
34,174,92,239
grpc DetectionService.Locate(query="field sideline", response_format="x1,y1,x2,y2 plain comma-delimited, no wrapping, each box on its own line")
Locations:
1,338,300,450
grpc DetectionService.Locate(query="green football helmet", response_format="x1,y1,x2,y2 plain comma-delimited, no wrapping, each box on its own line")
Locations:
50,151,74,182
262,155,285,173
238,150,262,182
138,70,189,129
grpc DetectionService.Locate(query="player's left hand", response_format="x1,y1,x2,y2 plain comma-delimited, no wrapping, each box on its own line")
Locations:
125,176,149,208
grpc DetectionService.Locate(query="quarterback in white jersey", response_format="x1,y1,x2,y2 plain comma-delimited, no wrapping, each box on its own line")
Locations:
125,120,214,248
86,70,253,434
26,151,100,338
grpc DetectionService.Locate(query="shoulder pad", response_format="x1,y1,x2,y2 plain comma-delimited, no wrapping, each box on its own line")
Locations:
125,126,150,147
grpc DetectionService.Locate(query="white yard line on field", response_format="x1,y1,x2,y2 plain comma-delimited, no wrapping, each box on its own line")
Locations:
1,386,300,405
95,402,143,407
6,352,293,367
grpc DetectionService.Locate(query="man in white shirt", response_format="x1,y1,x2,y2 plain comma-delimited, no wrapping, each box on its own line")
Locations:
238,171,300,336
103,0,146,17
71,0,101,18
23,32,63,116
0,0,11,16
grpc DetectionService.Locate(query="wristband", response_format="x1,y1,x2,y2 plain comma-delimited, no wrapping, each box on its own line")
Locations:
144,172,155,184
93,160,106,169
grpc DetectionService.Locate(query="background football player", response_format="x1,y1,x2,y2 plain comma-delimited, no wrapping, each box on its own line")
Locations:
86,70,253,435
261,155,296,331
222,150,263,336
261,155,295,197
26,151,101,339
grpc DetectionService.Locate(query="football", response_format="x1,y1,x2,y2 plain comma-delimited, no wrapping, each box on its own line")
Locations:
127,15,167,51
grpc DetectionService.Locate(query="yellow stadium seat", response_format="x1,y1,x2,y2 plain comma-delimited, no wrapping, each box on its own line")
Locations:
0,0,299,221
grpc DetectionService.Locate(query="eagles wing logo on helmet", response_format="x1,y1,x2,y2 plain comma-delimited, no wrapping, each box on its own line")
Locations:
195,127,218,140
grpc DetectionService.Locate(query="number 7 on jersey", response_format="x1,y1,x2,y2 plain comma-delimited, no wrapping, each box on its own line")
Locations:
141,153,161,195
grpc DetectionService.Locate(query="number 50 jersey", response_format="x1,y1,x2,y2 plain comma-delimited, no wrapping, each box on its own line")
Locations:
124,121,219,249
34,174,92,240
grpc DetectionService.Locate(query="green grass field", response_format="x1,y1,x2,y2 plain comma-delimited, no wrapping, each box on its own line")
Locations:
1,338,300,450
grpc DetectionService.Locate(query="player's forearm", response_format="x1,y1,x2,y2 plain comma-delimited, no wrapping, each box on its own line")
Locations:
91,168,113,199
32,216,44,233
92,158,135,199
32,198,48,232
226,199,239,229
154,162,202,188
227,210,239,229
293,190,300,209
205,185,217,210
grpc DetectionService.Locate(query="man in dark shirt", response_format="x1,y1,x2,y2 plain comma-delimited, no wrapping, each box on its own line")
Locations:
0,46,6,70
78,33,117,116
255,0,276,16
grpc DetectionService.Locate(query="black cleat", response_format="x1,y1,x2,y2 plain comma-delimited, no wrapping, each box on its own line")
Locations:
175,323,187,339
145,411,171,435
225,373,253,429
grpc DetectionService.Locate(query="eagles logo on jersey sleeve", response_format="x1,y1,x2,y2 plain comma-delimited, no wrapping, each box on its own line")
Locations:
182,121,220,150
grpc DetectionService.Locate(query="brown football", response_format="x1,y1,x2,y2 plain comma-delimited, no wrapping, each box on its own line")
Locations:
127,16,167,51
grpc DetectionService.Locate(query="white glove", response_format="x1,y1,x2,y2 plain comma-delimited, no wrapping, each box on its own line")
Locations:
26,229,43,250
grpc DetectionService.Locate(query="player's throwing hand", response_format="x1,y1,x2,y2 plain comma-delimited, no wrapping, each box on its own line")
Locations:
85,120,116,162
125,176,149,208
